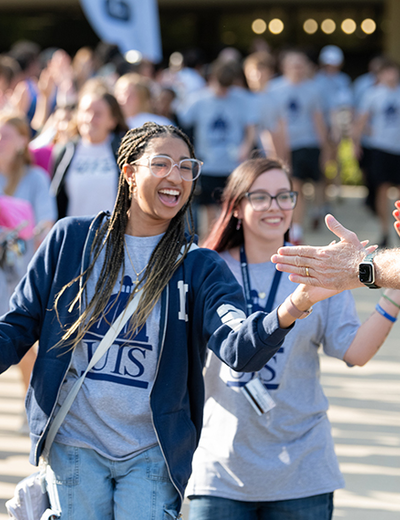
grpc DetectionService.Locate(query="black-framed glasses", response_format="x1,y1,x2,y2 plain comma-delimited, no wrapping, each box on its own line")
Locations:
131,154,203,181
245,190,298,211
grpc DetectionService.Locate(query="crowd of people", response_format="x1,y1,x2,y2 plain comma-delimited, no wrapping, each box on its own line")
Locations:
0,37,400,520
0,40,397,241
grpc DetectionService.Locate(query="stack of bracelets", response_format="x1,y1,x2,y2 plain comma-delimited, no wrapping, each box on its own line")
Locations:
376,294,400,323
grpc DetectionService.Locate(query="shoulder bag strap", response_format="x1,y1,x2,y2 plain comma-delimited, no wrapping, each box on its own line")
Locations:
41,289,142,460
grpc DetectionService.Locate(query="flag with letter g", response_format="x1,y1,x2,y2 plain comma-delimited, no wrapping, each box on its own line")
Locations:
80,0,162,63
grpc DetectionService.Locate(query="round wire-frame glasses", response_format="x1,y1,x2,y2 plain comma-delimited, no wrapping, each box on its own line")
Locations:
131,154,203,181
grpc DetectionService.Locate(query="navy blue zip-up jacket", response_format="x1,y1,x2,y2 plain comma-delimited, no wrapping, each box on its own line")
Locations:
0,213,292,505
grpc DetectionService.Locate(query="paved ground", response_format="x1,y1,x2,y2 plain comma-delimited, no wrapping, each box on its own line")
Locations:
1,187,400,519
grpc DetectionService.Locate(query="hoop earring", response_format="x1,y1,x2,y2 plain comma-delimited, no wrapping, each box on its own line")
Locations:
236,218,242,231
128,179,135,194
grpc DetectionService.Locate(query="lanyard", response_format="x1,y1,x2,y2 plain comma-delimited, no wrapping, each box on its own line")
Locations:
240,245,283,317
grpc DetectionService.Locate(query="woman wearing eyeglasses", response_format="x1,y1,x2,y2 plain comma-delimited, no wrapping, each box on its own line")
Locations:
187,157,400,520
1,124,356,519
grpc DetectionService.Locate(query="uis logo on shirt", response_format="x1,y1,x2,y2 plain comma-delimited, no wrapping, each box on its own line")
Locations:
219,346,285,391
81,275,153,389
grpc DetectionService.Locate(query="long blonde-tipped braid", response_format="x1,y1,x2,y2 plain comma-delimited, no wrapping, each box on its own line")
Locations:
54,122,197,350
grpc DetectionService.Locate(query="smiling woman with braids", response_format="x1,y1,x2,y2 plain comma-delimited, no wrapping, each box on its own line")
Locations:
1,123,338,519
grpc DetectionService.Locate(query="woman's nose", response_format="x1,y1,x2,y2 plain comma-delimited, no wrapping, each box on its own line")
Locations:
168,163,182,182
269,196,280,210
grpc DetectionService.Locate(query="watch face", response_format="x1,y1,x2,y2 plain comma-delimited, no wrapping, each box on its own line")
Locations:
359,263,374,284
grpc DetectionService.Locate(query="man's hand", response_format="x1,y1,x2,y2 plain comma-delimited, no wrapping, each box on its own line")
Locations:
271,214,377,290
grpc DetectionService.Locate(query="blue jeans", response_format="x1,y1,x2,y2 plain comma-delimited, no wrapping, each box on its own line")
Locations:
48,442,181,520
188,493,334,520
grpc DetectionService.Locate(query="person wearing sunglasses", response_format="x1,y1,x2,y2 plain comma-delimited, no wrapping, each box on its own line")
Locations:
187,157,400,520
0,124,344,518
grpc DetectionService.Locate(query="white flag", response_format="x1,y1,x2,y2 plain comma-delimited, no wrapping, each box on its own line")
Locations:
80,0,162,63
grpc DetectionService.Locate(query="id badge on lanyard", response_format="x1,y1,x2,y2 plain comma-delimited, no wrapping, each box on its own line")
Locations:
239,245,282,415
241,374,276,415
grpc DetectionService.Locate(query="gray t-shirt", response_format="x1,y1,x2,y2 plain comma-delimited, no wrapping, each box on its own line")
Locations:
0,165,57,226
273,79,323,150
360,84,400,154
257,90,280,132
353,72,376,110
179,88,254,176
0,165,57,297
186,251,360,501
314,70,353,116
247,89,279,155
56,233,163,460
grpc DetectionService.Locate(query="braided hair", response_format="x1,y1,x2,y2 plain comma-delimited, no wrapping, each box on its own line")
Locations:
55,122,197,350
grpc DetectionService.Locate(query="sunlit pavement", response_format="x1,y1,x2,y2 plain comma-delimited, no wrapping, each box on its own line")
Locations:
0,367,31,519
1,187,400,519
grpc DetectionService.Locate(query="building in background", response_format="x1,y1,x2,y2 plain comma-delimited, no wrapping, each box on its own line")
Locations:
0,0,399,77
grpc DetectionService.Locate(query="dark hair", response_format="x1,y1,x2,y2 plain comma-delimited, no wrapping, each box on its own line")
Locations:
9,40,40,72
55,122,197,350
160,86,176,99
210,60,239,88
94,42,122,67
102,91,129,134
183,48,206,69
204,157,292,252
378,57,400,73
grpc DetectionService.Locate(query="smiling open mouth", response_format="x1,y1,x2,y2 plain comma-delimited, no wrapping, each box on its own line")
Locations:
264,217,282,224
158,188,181,206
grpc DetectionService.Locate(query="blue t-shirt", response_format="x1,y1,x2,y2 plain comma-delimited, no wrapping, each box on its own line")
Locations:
179,87,254,176
314,70,353,116
256,90,280,132
360,84,400,154
273,79,323,150
353,72,376,110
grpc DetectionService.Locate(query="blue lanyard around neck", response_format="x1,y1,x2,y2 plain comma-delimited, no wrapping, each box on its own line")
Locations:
240,245,283,317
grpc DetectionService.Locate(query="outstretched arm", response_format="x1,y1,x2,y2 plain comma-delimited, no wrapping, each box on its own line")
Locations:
372,248,400,289
344,288,400,366
276,283,339,329
272,214,400,290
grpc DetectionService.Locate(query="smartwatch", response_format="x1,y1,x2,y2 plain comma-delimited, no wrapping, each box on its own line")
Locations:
359,252,380,289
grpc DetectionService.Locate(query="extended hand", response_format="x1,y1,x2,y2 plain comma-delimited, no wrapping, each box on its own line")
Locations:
271,214,377,290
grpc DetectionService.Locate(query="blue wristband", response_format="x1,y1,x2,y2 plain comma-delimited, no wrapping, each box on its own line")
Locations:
376,303,397,323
